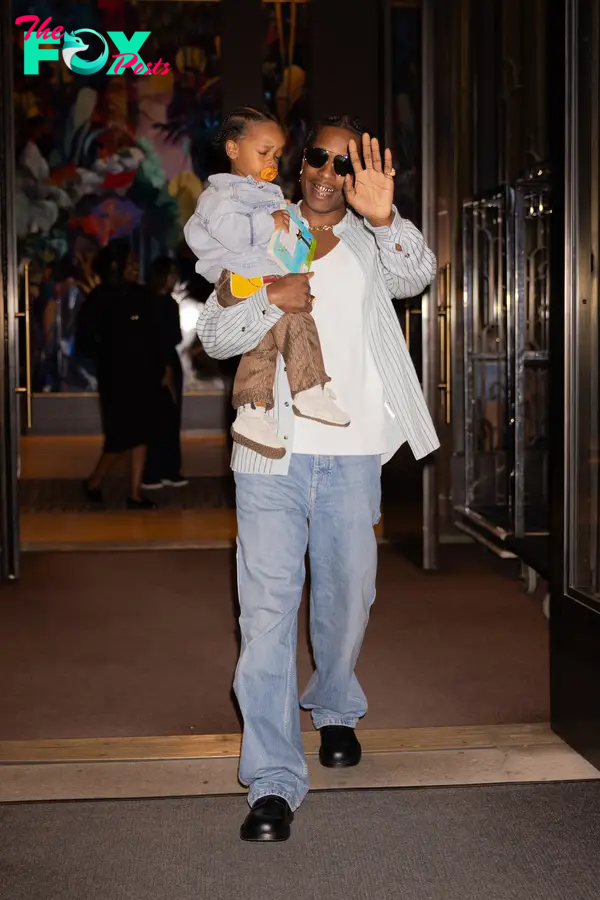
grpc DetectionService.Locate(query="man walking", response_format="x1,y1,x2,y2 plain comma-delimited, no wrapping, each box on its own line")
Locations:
195,119,439,841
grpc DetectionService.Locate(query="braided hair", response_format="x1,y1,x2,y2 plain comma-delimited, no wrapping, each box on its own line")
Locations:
306,115,367,149
213,106,280,153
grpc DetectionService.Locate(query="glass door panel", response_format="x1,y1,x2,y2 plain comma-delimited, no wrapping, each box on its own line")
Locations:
462,188,514,533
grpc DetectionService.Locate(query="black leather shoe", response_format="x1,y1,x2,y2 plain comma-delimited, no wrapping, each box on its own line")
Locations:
319,725,362,768
240,796,294,842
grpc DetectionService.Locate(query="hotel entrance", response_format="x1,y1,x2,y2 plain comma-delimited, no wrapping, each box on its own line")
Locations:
0,0,597,806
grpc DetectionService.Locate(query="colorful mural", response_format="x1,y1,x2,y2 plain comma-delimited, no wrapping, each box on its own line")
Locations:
13,1,416,394
262,0,308,201
13,0,222,392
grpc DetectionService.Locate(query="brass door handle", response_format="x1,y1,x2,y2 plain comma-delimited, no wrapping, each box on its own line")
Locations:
15,260,32,429
438,262,452,425
404,304,422,354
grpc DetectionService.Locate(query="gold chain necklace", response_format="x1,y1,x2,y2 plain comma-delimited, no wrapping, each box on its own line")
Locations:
299,203,343,233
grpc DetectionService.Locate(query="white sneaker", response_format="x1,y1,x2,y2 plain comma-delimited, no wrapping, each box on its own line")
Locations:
231,405,287,459
162,476,189,488
292,385,351,427
140,481,164,491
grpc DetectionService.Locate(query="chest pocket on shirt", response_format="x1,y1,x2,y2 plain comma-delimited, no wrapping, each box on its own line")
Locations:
230,183,281,210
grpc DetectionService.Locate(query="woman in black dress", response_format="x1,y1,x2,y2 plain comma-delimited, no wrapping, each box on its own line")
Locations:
77,239,165,509
141,257,188,490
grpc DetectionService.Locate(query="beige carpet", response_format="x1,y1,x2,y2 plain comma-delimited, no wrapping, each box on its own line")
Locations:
0,545,548,740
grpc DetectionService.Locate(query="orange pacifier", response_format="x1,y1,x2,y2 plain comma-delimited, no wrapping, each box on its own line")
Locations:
259,166,279,182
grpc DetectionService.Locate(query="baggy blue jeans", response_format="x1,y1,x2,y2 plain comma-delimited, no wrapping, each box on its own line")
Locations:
233,453,381,811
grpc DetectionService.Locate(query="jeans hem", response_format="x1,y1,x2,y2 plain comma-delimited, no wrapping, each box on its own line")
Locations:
247,783,306,813
313,717,360,730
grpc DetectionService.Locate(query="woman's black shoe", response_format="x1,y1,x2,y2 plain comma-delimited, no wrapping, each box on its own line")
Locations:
126,496,158,511
83,480,103,504
240,796,294,842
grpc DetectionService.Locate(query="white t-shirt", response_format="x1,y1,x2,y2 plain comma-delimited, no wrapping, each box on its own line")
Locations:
292,240,388,456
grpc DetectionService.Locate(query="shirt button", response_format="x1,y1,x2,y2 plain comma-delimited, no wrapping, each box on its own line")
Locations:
262,309,266,315
285,401,289,407
284,366,287,372
283,436,288,440
241,327,246,332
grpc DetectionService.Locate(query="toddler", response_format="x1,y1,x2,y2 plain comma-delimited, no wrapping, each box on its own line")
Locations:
184,106,349,459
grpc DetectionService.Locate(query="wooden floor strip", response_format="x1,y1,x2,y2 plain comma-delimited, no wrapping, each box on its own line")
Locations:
20,510,384,551
20,509,238,551
0,723,560,765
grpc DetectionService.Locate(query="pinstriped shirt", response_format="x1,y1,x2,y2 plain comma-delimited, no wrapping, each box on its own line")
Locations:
196,205,440,475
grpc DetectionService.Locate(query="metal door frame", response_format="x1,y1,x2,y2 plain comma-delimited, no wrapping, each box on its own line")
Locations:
0,0,22,581
381,0,441,570
421,0,440,569
561,0,600,610
549,0,600,770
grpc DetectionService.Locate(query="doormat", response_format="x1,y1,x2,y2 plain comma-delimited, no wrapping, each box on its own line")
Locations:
2,782,600,899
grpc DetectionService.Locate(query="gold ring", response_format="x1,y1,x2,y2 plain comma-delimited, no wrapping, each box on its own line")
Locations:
386,168,396,178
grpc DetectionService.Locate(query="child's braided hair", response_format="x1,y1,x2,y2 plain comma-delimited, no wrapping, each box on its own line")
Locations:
213,106,280,151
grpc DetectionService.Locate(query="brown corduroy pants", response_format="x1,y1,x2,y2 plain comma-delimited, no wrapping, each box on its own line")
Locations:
215,270,330,411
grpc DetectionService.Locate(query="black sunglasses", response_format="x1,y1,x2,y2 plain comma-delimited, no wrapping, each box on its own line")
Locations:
305,146,354,178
